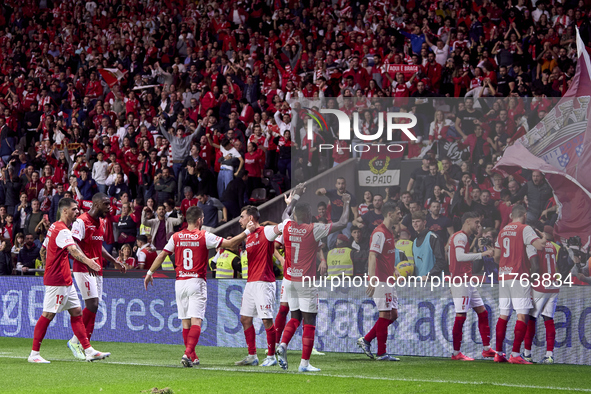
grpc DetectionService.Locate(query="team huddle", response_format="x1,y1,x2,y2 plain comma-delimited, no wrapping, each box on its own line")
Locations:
28,188,560,368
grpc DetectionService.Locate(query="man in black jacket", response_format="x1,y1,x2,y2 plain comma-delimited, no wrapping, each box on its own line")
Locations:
510,171,553,223
222,170,249,220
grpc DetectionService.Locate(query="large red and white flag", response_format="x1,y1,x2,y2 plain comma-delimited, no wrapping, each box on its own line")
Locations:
495,28,591,243
98,68,124,87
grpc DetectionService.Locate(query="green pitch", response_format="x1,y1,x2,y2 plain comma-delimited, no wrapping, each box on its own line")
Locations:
2,337,590,394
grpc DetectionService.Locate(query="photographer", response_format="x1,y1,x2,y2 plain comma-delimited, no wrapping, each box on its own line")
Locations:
568,236,591,285
472,227,498,283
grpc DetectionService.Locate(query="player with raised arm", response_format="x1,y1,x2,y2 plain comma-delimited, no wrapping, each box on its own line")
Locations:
234,205,285,367
447,211,496,361
29,198,111,363
145,206,252,367
357,202,406,361
67,193,128,360
523,224,559,364
493,204,547,364
276,184,351,372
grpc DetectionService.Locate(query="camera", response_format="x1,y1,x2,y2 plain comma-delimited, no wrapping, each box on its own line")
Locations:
567,236,587,268
480,237,493,248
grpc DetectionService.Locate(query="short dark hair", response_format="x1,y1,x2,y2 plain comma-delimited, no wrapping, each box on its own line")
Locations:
92,192,109,204
293,202,312,221
241,205,260,222
512,204,527,219
58,197,77,212
137,235,148,244
461,211,480,224
382,201,399,216
317,201,327,208
185,206,203,224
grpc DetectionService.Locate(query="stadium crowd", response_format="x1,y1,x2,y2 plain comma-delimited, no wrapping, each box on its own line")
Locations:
0,0,589,281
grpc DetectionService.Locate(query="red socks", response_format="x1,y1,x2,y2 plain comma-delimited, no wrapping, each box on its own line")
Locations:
477,310,490,347
281,318,300,346
32,316,51,352
182,328,190,347
82,308,96,341
364,321,378,343
266,325,276,356
512,320,527,354
275,305,289,342
185,325,201,356
495,317,508,352
452,315,467,352
71,315,91,350
545,319,556,352
524,318,536,351
376,318,393,355
244,325,256,355
302,324,315,361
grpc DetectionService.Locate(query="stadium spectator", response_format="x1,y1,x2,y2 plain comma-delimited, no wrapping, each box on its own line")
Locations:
17,234,40,275
410,211,448,279
141,205,184,253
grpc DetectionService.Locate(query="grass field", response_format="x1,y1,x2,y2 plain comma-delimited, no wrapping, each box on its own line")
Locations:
2,337,591,394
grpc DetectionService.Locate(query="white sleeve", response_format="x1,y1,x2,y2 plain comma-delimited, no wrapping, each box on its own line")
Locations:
42,237,49,249
526,245,538,259
71,218,85,241
205,232,223,249
275,234,284,245
523,225,540,246
369,231,386,253
264,225,281,242
137,250,146,263
55,228,76,249
452,233,482,262
163,236,175,253
313,222,332,241
495,234,501,249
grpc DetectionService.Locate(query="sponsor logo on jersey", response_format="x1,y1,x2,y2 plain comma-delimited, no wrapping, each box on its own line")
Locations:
504,224,518,230
179,233,201,240
91,236,104,241
287,267,304,277
289,227,308,235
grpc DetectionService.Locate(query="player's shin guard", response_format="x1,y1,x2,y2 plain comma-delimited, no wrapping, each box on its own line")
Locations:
302,325,315,361
266,325,276,356
281,318,300,346
32,316,51,351
364,321,378,343
544,319,556,352
495,318,509,352
71,315,91,350
376,318,393,355
82,308,96,340
512,320,527,354
186,325,201,356
182,328,190,347
524,318,536,351
452,315,466,352
477,310,490,347
275,305,289,341
244,325,256,355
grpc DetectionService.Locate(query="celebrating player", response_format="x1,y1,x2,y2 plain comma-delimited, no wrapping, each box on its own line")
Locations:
234,205,284,367
276,185,351,372
145,206,252,367
523,225,559,364
493,204,547,364
29,198,111,363
447,211,496,361
67,193,128,360
357,202,406,361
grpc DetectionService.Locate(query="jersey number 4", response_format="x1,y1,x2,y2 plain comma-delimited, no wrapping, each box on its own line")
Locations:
183,249,194,270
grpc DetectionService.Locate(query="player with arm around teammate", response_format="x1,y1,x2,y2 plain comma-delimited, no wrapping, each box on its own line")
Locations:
67,193,129,359
29,198,111,363
276,186,351,372
493,204,547,364
145,206,253,367
447,211,496,361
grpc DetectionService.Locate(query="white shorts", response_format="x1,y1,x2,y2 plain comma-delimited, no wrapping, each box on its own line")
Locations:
279,278,290,303
73,272,103,301
240,281,276,319
373,282,398,311
43,285,81,314
499,281,533,314
451,283,484,313
175,278,207,320
285,280,319,313
530,290,558,319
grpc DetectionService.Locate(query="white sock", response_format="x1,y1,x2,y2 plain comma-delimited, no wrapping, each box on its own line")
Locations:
30,350,40,357
453,350,460,356
84,346,95,355
70,335,79,344
546,351,553,357
280,342,287,349
300,359,309,367
511,352,520,358
524,350,531,357
483,346,491,351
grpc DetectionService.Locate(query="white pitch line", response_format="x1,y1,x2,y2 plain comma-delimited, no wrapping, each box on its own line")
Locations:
2,355,590,392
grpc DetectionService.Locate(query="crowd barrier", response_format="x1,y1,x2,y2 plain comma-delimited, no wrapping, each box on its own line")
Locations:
2,277,591,365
